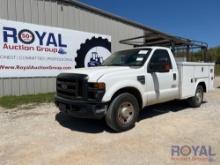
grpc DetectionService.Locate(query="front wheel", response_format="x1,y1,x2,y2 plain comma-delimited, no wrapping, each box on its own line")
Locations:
105,93,140,132
188,85,204,107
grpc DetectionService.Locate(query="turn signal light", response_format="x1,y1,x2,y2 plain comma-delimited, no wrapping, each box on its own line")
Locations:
94,83,105,89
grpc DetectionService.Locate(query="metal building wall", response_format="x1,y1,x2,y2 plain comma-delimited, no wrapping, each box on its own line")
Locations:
0,0,144,96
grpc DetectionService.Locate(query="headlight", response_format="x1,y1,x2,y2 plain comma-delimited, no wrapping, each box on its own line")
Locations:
88,82,105,101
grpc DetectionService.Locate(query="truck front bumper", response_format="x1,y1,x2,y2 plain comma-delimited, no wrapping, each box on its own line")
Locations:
54,96,108,119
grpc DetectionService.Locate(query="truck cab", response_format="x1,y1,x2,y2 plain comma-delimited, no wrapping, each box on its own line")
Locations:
55,46,214,132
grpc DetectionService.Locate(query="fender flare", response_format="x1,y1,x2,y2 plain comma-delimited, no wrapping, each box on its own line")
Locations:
102,81,144,107
195,79,208,93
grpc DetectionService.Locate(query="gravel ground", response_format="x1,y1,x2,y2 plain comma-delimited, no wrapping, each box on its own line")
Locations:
0,77,220,165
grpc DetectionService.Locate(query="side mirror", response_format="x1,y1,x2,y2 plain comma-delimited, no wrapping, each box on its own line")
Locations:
148,63,157,73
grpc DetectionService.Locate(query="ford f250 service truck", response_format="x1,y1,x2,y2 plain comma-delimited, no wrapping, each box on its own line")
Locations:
55,47,215,132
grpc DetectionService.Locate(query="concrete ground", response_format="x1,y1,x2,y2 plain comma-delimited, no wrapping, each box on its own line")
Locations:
0,77,220,165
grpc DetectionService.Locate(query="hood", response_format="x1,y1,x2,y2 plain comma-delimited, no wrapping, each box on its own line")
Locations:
65,66,130,81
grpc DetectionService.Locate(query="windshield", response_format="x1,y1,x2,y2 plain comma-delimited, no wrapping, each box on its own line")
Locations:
102,49,151,66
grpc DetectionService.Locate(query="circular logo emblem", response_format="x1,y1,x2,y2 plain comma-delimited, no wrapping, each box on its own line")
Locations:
61,84,68,90
75,37,111,68
18,29,35,44
85,46,111,67
180,145,191,156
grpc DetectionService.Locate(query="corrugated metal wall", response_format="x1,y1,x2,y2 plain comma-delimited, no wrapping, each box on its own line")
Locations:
0,0,144,96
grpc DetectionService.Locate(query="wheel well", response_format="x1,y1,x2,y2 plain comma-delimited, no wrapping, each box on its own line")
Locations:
111,87,143,109
198,82,207,92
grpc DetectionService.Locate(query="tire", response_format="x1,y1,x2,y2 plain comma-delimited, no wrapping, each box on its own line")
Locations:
188,85,204,107
105,93,140,132
75,37,111,68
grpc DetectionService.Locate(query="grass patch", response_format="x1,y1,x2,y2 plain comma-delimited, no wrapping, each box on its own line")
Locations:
215,65,220,76
0,93,55,109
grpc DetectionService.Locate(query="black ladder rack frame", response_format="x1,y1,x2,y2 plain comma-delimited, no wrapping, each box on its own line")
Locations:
119,34,209,61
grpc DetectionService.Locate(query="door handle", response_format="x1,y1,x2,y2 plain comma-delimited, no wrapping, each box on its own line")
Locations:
173,73,176,81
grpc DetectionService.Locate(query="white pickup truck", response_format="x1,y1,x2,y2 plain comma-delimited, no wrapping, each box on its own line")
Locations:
55,46,215,132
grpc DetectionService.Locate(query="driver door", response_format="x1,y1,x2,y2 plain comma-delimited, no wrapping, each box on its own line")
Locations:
145,49,178,105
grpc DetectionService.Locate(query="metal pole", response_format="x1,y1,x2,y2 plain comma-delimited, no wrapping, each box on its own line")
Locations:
203,47,208,62
171,41,175,54
186,45,190,61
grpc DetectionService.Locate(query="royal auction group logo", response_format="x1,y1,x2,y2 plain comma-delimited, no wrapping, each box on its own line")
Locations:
171,145,216,162
2,26,67,54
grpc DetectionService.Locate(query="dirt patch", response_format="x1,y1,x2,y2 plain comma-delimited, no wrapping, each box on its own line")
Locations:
0,79,220,165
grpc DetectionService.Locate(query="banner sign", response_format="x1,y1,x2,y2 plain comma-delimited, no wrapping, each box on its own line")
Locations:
0,19,111,77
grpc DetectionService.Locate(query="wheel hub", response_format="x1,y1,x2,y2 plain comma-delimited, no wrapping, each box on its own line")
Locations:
118,102,135,124
196,89,203,103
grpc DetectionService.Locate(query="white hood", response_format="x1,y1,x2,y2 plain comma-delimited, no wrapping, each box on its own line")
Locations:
65,66,130,81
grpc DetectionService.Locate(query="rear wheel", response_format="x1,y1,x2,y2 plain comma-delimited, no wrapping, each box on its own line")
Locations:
105,93,140,132
188,85,204,107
